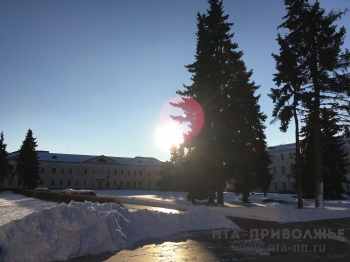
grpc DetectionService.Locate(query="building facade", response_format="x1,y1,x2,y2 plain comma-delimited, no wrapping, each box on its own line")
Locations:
4,151,163,190
267,139,350,193
226,138,350,193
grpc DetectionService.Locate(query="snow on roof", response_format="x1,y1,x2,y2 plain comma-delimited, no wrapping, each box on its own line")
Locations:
8,151,163,166
267,143,296,151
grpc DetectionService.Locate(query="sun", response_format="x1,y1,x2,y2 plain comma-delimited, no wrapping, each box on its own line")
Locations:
155,123,184,151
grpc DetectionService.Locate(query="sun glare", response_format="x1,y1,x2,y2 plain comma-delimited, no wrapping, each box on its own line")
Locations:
156,123,184,151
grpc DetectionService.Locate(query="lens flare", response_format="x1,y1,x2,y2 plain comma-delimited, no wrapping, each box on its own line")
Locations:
159,96,204,142
155,123,184,152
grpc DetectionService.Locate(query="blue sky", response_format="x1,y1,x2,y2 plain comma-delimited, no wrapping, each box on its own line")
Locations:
1,0,349,161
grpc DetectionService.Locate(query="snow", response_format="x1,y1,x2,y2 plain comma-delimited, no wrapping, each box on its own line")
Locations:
34,187,49,191
60,188,96,194
95,190,350,223
0,192,238,262
1,190,350,261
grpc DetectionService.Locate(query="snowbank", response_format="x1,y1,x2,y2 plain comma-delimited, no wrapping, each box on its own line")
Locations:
0,201,239,262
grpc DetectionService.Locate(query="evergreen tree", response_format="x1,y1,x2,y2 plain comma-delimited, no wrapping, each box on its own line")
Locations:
300,109,348,199
157,144,185,191
274,0,350,207
0,132,13,190
15,129,41,188
171,0,271,203
269,8,306,208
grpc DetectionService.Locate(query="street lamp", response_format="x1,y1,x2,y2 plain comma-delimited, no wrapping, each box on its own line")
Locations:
286,174,292,191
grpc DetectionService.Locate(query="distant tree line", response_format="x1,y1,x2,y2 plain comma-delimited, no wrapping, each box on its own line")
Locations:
159,0,350,207
0,129,41,190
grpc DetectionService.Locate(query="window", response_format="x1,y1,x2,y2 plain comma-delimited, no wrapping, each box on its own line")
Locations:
289,153,294,160
140,171,143,176
7,180,12,186
99,169,103,175
68,168,72,174
40,168,45,173
282,183,286,191
75,181,79,186
273,167,276,176
60,168,65,174
91,181,94,188
139,182,142,187
113,181,116,186
17,180,22,186
120,181,123,186
83,181,87,186
271,155,275,162
290,166,294,174
51,180,55,186
148,182,151,187
39,180,43,186
52,168,56,173
133,182,136,186
121,170,124,175
107,170,110,175
274,183,278,191
148,171,151,176
68,181,71,186
280,154,284,160
281,166,285,175
114,170,118,175
84,169,88,175
127,182,130,186
127,170,130,175
60,180,63,186
92,169,95,175
77,169,80,174
134,171,136,175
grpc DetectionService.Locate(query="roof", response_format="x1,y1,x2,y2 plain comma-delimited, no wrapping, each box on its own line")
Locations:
267,143,296,151
8,151,163,166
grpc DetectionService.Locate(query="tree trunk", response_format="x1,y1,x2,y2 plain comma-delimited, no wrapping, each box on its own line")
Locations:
293,104,303,209
242,191,249,203
217,184,224,205
314,117,324,208
208,188,215,203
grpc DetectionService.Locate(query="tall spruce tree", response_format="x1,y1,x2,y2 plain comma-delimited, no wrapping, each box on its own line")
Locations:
0,132,13,190
273,0,350,207
15,129,40,188
300,109,348,199
171,0,271,204
269,11,306,209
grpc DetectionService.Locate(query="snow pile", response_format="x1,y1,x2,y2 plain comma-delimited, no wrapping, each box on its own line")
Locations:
60,188,96,195
34,187,50,191
0,192,58,226
0,201,239,262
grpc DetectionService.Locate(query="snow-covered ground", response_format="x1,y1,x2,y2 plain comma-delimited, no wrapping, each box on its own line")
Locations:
95,189,350,223
1,190,350,261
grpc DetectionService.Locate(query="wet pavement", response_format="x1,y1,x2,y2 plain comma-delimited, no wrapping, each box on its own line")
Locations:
124,204,183,214
63,206,350,262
